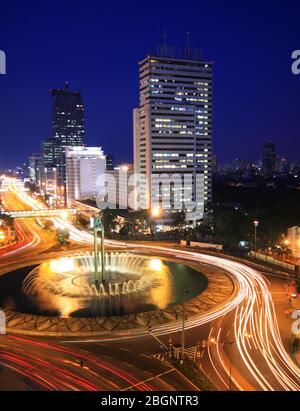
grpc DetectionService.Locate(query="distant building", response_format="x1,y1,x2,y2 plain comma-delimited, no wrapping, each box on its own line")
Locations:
51,83,86,199
212,154,218,174
65,147,106,206
287,226,300,260
28,153,41,186
40,138,57,197
106,154,114,170
262,142,276,175
51,82,85,147
232,158,251,173
276,156,289,175
40,167,58,200
133,52,213,223
105,166,134,209
41,138,55,167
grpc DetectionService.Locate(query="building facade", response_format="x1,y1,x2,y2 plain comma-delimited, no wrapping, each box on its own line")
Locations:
51,83,85,198
28,153,41,186
288,226,300,260
262,142,276,175
133,53,213,222
65,147,106,206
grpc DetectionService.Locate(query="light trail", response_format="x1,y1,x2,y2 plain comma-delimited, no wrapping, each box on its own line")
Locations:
4,178,300,390
72,246,300,391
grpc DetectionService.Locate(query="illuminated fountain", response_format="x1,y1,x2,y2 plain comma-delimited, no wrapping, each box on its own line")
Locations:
20,214,184,317
2,215,205,318
22,252,174,317
23,252,169,298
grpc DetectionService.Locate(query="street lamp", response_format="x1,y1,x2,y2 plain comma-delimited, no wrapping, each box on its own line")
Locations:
151,207,160,218
207,333,251,391
253,220,259,251
151,207,160,240
181,288,189,364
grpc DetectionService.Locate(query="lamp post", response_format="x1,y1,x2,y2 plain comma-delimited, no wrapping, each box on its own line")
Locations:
253,220,259,250
181,288,189,364
151,207,160,240
208,333,251,391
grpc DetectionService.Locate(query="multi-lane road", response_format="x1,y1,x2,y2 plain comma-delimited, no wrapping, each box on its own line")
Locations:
0,178,299,391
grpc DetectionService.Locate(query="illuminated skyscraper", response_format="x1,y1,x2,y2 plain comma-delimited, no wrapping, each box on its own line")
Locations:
51,82,85,147
50,83,85,200
133,51,213,222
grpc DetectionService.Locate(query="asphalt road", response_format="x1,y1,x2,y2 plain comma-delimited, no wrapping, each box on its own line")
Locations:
0,179,299,391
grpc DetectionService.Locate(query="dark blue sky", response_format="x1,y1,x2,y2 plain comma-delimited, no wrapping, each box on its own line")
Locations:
0,0,299,168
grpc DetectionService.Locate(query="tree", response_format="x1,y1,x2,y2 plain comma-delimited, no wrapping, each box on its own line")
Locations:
101,209,119,233
173,210,186,229
56,228,70,245
44,220,54,230
119,221,132,238
0,212,14,228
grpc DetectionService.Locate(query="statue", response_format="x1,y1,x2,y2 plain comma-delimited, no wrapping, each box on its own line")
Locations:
92,213,105,285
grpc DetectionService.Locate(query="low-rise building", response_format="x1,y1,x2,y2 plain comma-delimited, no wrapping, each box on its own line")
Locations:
65,147,106,206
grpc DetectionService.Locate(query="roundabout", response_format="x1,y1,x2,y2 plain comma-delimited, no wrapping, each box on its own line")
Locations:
0,249,234,336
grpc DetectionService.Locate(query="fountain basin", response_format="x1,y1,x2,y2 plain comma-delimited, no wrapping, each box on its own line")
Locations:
0,252,208,318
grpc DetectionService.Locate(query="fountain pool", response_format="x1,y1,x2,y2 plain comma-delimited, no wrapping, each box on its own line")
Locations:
0,252,208,318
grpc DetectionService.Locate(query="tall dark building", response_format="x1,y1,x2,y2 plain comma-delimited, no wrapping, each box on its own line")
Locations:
51,82,85,146
50,83,85,200
262,142,276,175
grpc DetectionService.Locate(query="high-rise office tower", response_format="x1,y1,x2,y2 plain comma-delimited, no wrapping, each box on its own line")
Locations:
133,50,213,222
262,141,276,175
41,138,55,167
51,82,85,146
40,138,57,198
50,83,85,198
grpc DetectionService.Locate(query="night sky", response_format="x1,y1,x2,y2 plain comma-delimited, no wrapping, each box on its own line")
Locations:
0,0,299,168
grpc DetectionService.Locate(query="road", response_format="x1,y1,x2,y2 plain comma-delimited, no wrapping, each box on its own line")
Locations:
0,177,299,391
0,180,196,391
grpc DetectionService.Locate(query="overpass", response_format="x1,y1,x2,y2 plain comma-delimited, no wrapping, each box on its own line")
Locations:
1,209,77,219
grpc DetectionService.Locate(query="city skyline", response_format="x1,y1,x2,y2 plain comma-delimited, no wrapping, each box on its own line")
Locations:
0,1,299,169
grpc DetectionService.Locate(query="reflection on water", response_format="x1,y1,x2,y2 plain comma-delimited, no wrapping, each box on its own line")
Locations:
0,253,208,318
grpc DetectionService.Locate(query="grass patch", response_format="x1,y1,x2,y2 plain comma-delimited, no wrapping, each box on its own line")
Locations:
171,357,217,391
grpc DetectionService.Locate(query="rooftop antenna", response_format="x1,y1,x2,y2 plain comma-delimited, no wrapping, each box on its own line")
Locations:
185,31,191,59
163,28,167,56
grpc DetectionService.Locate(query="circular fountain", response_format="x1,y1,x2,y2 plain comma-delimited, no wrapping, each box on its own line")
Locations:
0,251,208,319
19,252,208,318
0,216,237,335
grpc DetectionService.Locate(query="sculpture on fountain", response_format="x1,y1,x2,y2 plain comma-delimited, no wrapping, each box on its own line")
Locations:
91,213,105,285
